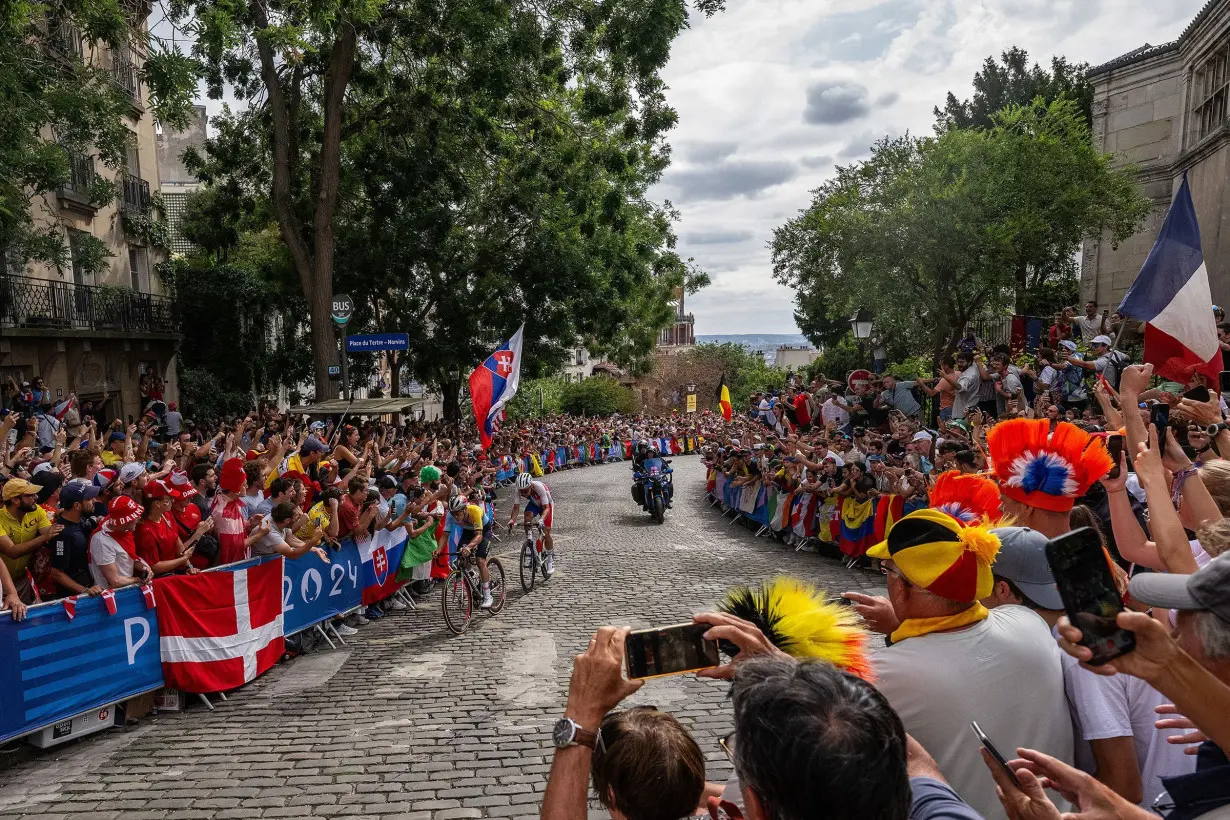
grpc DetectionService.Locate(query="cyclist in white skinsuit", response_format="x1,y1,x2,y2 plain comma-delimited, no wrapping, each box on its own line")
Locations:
507,472,555,576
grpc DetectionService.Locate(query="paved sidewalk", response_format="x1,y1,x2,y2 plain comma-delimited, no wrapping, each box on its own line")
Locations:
0,456,881,820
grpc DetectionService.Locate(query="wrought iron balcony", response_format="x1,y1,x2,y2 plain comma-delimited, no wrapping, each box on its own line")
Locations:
111,53,140,101
60,150,94,197
50,20,84,61
0,271,180,336
121,173,150,214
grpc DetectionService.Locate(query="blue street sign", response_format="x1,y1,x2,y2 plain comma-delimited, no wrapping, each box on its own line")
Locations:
346,333,409,352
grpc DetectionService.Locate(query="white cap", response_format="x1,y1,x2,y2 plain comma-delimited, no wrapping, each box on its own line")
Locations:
912,431,933,442
1058,339,1077,352
1091,335,1112,346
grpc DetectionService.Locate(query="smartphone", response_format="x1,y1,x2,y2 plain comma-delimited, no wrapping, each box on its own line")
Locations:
1185,385,1211,403
1150,403,1170,447
970,721,1020,788
1105,434,1123,479
624,623,720,680
1045,527,1135,666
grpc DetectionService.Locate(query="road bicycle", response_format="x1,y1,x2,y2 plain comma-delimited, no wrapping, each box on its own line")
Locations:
518,518,551,592
441,546,506,634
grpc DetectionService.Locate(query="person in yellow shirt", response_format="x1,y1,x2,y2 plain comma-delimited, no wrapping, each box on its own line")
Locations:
0,478,64,607
296,488,341,544
449,496,493,609
99,431,128,467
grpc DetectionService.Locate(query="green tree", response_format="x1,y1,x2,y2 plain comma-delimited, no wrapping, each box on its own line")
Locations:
505,377,566,421
171,0,721,403
773,99,1149,362
0,0,195,271
559,376,636,416
935,46,1093,131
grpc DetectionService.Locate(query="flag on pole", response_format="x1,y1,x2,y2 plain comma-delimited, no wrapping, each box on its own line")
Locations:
716,375,733,421
468,325,525,450
1118,175,1221,386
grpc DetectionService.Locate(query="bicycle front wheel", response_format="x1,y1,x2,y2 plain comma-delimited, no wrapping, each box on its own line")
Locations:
520,540,536,592
442,570,473,634
485,558,507,615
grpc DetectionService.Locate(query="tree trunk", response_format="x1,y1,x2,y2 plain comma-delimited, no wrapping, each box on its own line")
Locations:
310,289,337,401
1014,262,1028,315
389,351,401,398
442,379,461,423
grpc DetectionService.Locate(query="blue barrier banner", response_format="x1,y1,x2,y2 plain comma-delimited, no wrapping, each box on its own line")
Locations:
0,585,164,743
282,540,362,635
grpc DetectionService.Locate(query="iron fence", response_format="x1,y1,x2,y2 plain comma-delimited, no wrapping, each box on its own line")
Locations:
0,272,179,335
121,173,149,214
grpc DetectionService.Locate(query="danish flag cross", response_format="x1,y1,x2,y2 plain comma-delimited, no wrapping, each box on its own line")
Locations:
373,545,389,583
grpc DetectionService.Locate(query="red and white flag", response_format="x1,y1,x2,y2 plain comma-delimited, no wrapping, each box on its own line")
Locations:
62,595,78,621
153,560,285,693
140,584,156,610
100,588,117,615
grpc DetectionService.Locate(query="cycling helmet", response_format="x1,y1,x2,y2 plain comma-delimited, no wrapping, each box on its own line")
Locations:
515,473,533,490
449,496,467,513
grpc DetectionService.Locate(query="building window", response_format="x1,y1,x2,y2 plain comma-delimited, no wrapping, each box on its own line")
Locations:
1191,44,1230,145
68,230,91,285
128,245,149,291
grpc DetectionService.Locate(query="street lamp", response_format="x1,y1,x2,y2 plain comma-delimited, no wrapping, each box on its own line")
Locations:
850,308,874,340
686,381,697,394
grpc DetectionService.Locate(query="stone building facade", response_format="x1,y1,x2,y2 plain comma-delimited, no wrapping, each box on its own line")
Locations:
156,105,207,256
1,4,180,422
1083,0,1230,309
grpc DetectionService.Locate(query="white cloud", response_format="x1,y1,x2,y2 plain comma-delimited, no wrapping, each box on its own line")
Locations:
663,0,1207,335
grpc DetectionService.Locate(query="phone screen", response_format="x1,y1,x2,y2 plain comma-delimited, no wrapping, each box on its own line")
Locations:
1150,404,1170,447
1185,385,1211,403
1105,434,1123,479
624,623,720,680
1045,527,1135,666
970,721,1020,788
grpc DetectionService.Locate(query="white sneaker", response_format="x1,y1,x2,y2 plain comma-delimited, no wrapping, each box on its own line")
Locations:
351,614,370,626
545,552,556,576
335,623,358,636
388,598,408,611
480,591,494,609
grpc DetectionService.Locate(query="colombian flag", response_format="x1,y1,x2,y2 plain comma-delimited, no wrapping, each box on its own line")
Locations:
839,497,878,557
717,375,732,421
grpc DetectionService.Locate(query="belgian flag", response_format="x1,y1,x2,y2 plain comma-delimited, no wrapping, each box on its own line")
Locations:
717,375,733,421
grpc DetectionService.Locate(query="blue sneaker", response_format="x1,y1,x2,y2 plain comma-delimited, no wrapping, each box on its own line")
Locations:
365,605,384,620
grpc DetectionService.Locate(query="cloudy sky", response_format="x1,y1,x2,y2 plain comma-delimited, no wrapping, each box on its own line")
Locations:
660,0,1207,335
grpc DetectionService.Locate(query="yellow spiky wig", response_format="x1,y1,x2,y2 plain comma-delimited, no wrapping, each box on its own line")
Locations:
718,577,873,682
867,508,1000,603
987,419,1113,513
928,471,1003,526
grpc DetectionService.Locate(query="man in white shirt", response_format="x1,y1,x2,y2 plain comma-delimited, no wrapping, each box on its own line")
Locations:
1075,301,1108,340
89,495,153,589
982,527,1194,807
945,351,984,420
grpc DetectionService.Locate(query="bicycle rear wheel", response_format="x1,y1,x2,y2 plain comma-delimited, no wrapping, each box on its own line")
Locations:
442,570,473,634
485,558,507,615
520,540,536,592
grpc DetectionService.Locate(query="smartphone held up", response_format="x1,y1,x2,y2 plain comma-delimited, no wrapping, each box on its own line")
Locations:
624,623,720,680
1044,527,1135,666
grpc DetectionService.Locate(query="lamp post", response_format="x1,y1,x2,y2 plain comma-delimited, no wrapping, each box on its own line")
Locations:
850,308,874,340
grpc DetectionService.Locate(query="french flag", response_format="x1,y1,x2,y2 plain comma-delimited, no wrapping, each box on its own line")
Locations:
468,325,525,450
1119,175,1221,386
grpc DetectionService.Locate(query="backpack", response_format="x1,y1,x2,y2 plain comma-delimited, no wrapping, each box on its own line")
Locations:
1099,351,1129,391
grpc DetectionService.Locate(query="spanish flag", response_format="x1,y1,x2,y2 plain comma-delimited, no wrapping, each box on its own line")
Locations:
717,375,733,421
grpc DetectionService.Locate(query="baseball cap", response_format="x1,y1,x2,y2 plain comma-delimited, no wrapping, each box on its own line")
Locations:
378,475,397,490
2,478,39,501
144,479,172,500
1091,335,1113,347
93,468,117,489
106,495,144,526
989,527,1063,610
60,481,101,507
31,461,53,475
1058,339,1078,352
118,462,146,485
31,470,64,504
108,431,126,443
911,431,933,443
1129,556,1230,626
301,438,329,454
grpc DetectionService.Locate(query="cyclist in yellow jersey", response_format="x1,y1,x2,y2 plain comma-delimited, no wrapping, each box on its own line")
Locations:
449,495,493,608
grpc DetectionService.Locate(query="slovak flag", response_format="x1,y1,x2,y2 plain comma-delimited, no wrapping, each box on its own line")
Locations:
469,325,525,450
359,529,408,605
154,560,284,693
1119,175,1221,386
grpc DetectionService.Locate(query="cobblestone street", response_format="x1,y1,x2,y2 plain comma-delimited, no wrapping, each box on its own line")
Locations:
0,456,882,820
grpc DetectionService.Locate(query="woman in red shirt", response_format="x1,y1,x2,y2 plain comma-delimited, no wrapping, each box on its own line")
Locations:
136,481,197,576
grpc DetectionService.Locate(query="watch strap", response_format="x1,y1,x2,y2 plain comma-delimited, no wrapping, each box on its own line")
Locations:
572,724,598,749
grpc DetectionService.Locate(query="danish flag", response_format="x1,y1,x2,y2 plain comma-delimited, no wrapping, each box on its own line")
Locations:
153,560,285,693
100,588,117,615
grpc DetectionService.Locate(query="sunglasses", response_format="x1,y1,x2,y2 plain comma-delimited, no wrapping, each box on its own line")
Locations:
719,731,736,763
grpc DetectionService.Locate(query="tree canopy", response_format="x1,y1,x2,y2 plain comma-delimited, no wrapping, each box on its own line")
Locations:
168,0,718,407
773,98,1149,361
935,46,1093,132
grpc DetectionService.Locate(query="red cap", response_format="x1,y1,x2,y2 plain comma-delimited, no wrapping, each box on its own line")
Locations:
107,495,144,526
144,480,172,500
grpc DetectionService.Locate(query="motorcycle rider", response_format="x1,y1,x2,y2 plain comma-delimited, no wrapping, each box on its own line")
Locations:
634,444,674,510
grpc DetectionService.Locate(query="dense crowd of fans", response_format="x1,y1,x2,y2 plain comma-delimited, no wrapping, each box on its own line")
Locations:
0,387,702,638
542,315,1230,820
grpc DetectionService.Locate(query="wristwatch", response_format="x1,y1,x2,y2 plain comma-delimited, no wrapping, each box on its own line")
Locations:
1207,423,1229,436
552,717,598,749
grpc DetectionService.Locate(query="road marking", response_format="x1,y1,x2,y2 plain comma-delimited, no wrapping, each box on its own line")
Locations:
498,629,558,706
